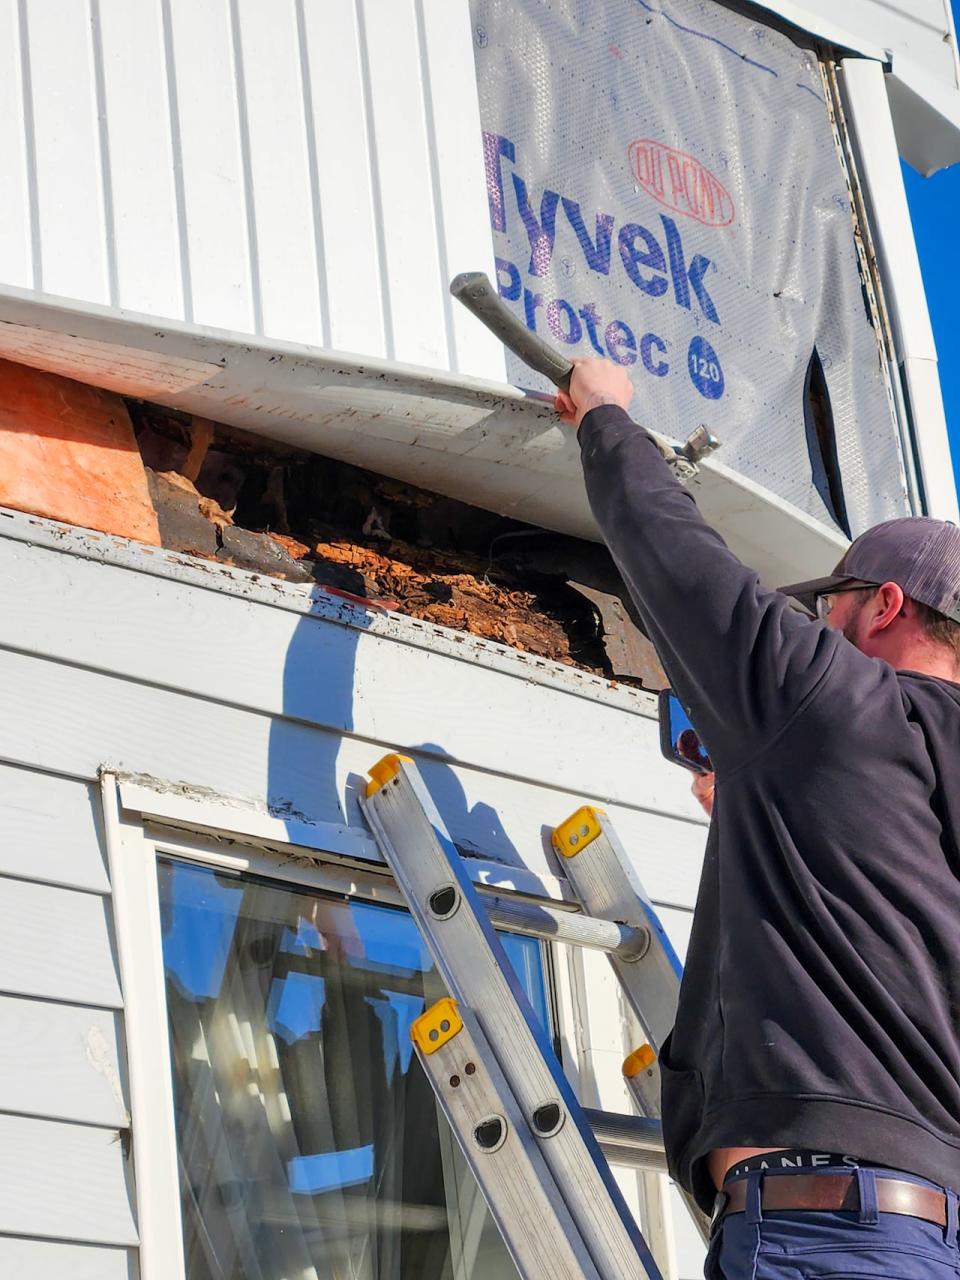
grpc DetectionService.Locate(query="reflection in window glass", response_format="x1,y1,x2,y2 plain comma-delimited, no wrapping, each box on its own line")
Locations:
157,859,550,1279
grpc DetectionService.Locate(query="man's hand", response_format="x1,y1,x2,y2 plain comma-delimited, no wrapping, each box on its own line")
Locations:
555,358,634,427
692,771,715,818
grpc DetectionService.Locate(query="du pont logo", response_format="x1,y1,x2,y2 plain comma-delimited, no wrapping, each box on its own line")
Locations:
628,139,735,228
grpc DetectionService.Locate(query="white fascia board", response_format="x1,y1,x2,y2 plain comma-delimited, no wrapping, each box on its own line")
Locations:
840,58,958,522
0,284,848,590
749,4,960,174
886,54,960,175
748,2,888,61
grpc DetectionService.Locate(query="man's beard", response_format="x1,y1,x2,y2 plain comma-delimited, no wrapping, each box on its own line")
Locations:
841,599,868,647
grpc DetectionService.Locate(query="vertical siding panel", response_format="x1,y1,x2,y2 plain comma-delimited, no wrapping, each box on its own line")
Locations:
95,0,183,319
25,0,109,303
298,0,385,357
0,2,34,288
417,0,506,381
165,0,254,332
234,0,322,344
356,0,449,369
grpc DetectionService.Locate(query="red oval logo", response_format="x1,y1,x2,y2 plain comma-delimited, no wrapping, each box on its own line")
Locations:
628,139,735,228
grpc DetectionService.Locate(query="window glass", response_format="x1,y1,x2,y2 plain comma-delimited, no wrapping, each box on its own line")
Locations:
157,858,549,1279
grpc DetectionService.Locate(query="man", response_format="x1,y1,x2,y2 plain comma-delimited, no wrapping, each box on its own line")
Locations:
557,358,960,1278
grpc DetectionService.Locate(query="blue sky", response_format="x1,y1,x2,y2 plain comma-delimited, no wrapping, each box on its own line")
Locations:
903,162,960,491
902,5,960,493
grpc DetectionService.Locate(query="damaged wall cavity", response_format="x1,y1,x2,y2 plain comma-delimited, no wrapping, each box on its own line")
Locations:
129,399,667,688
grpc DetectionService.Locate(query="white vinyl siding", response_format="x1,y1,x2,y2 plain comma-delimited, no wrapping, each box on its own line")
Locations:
0,1236,135,1280
0,763,109,891
0,0,504,382
0,877,123,1007
0,756,137,1269
0,1113,137,1245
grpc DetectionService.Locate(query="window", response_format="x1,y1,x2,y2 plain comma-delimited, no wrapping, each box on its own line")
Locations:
157,857,550,1279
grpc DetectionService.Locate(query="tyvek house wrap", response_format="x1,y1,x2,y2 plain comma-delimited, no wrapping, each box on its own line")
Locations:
471,0,910,538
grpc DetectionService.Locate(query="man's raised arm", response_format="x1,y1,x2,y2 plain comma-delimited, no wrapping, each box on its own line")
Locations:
558,359,841,773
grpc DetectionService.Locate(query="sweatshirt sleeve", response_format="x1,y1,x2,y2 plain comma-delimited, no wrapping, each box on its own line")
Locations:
578,404,844,772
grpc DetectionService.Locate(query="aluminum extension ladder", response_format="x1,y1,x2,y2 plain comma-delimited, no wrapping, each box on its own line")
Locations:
362,753,709,1280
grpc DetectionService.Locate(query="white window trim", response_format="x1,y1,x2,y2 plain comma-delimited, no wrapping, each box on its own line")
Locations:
117,774,572,906
101,771,187,1280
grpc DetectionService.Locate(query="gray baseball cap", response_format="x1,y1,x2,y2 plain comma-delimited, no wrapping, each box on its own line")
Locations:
779,517,960,624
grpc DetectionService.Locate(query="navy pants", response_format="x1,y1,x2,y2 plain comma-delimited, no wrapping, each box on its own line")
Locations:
706,1166,960,1278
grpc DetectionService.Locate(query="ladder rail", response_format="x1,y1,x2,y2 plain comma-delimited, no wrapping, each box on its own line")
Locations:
412,997,602,1280
553,807,682,1051
554,806,712,1246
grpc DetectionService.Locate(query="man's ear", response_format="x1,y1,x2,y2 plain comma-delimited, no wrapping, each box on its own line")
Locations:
866,581,905,636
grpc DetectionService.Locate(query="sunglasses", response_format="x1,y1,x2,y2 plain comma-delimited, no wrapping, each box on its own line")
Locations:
814,582,879,621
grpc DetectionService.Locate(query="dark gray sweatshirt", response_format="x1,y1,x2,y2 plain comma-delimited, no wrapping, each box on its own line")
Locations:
578,405,960,1212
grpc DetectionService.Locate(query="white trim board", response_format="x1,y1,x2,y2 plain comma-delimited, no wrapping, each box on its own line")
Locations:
100,774,184,1280
119,775,571,905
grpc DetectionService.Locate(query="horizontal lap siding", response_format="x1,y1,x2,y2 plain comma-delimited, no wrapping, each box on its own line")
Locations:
0,992,128,1127
0,1237,137,1280
0,1113,138,1246
0,644,705,912
0,762,109,891
0,756,137,1255
0,876,122,1007
0,534,704,839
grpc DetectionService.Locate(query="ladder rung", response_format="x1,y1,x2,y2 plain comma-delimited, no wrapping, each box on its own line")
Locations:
586,1110,710,1242
482,892,648,958
584,1109,667,1172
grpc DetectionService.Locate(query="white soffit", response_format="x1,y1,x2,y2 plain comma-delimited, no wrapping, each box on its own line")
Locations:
0,284,847,592
752,0,960,173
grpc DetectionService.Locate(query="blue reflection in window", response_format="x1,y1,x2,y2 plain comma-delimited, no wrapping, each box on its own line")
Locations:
500,931,549,1032
267,971,326,1044
289,1145,374,1194
160,861,549,1072
349,897,433,974
159,860,243,999
159,860,548,1275
366,990,426,1076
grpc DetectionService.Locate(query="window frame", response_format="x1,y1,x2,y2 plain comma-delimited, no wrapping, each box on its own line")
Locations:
101,772,563,1280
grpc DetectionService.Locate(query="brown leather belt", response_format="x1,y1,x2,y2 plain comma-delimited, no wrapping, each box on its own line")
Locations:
716,1174,947,1227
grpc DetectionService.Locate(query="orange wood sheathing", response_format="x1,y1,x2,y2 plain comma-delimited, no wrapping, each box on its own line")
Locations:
0,357,160,544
